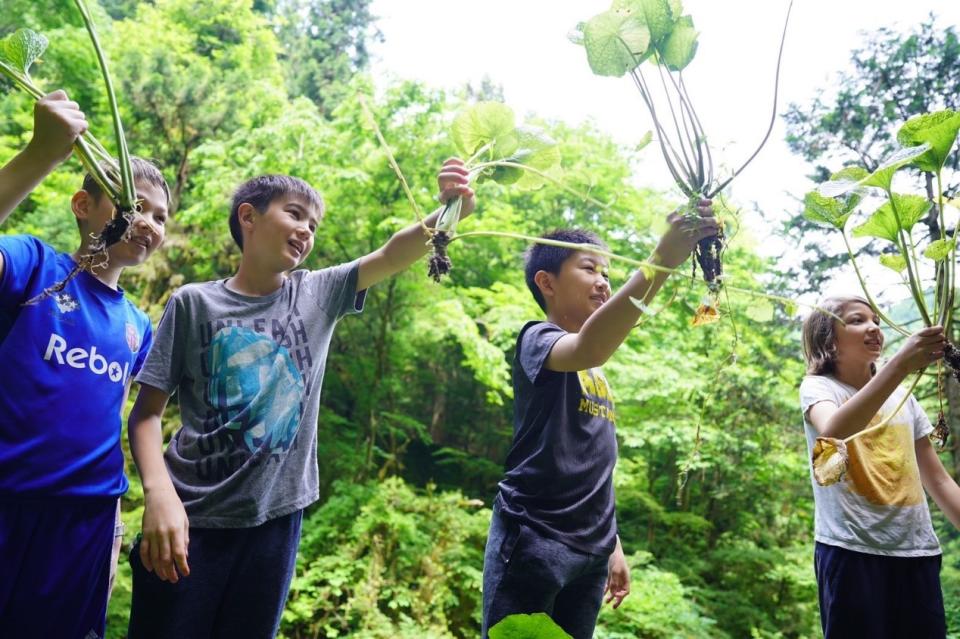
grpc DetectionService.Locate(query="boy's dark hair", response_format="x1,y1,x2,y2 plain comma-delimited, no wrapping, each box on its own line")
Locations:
228,175,324,249
802,295,874,376
82,157,171,209
524,228,607,312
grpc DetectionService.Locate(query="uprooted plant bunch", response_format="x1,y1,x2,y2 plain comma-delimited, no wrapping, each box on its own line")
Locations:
804,109,960,483
570,0,794,317
0,0,140,302
430,102,566,281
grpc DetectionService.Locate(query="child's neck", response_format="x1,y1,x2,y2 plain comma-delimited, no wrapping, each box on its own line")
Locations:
228,259,285,297
833,358,874,390
546,309,584,334
72,248,122,290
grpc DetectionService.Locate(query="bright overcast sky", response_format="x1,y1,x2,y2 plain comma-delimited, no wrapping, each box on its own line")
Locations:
368,1,960,300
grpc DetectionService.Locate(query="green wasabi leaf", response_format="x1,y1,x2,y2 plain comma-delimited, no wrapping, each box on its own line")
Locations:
830,166,870,182
581,10,651,77
479,126,561,190
897,110,960,174
923,238,952,262
512,127,561,190
851,193,931,242
613,0,675,45
660,15,698,71
451,102,518,158
802,191,860,230
879,254,907,272
815,166,872,198
489,613,573,639
859,144,931,192
0,28,48,77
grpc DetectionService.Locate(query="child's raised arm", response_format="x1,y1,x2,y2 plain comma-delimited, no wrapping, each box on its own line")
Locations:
546,201,718,372
355,158,474,292
807,326,946,440
128,383,191,583
0,91,88,225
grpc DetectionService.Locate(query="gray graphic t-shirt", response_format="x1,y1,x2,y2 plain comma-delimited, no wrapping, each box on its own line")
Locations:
137,263,364,527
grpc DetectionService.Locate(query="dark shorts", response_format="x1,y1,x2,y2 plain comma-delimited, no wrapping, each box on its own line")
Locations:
815,541,946,639
0,498,116,639
481,504,609,639
127,509,303,639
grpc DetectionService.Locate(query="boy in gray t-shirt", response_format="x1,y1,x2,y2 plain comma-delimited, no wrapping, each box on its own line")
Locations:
126,162,475,638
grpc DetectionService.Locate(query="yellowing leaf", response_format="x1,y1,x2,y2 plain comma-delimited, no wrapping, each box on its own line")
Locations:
879,254,907,272
744,299,774,323
691,302,720,326
924,239,953,262
812,437,848,486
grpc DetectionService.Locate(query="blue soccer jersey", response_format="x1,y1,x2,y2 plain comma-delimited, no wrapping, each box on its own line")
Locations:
0,235,152,497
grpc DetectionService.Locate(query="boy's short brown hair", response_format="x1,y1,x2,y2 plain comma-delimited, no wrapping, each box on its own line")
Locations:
228,175,324,249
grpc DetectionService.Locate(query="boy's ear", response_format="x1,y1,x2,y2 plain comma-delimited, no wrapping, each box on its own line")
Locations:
237,202,258,235
533,270,556,301
71,190,92,230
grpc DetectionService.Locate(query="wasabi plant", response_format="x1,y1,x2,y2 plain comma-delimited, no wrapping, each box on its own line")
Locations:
0,0,140,300
804,108,960,483
427,102,565,280
570,0,794,310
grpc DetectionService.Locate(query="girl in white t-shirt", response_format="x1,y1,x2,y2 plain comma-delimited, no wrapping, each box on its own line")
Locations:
800,295,960,639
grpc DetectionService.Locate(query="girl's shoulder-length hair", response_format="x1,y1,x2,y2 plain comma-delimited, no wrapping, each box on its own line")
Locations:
801,295,873,376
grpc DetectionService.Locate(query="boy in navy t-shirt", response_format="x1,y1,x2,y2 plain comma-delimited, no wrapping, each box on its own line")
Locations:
482,206,718,639
0,91,171,638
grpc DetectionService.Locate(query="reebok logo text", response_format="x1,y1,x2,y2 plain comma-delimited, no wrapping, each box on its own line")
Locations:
43,333,130,384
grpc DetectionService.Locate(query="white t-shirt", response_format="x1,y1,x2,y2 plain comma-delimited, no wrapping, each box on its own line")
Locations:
799,374,940,557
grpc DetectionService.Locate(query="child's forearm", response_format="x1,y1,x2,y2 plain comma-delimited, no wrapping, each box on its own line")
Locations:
129,411,177,497
931,479,960,531
819,358,910,439
355,208,444,292
0,144,62,225
380,209,441,272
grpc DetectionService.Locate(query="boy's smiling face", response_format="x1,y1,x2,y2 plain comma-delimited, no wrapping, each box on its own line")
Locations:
537,249,611,331
240,194,322,271
75,178,169,268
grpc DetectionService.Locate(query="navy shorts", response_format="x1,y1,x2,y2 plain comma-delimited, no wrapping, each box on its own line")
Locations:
481,504,609,639
815,541,946,639
127,509,303,639
0,498,116,639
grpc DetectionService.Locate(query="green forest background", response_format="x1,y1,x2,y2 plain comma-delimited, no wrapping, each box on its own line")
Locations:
3,1,960,637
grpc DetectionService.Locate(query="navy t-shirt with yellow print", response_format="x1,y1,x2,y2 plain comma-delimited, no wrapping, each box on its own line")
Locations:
495,321,619,556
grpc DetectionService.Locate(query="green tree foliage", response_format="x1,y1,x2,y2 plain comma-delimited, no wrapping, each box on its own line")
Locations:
264,0,382,113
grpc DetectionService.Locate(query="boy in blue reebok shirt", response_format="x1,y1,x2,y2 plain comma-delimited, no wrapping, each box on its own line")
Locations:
125,161,474,637
0,91,171,638
482,204,718,639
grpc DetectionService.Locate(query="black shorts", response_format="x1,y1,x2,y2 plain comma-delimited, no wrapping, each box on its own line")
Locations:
815,541,945,639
